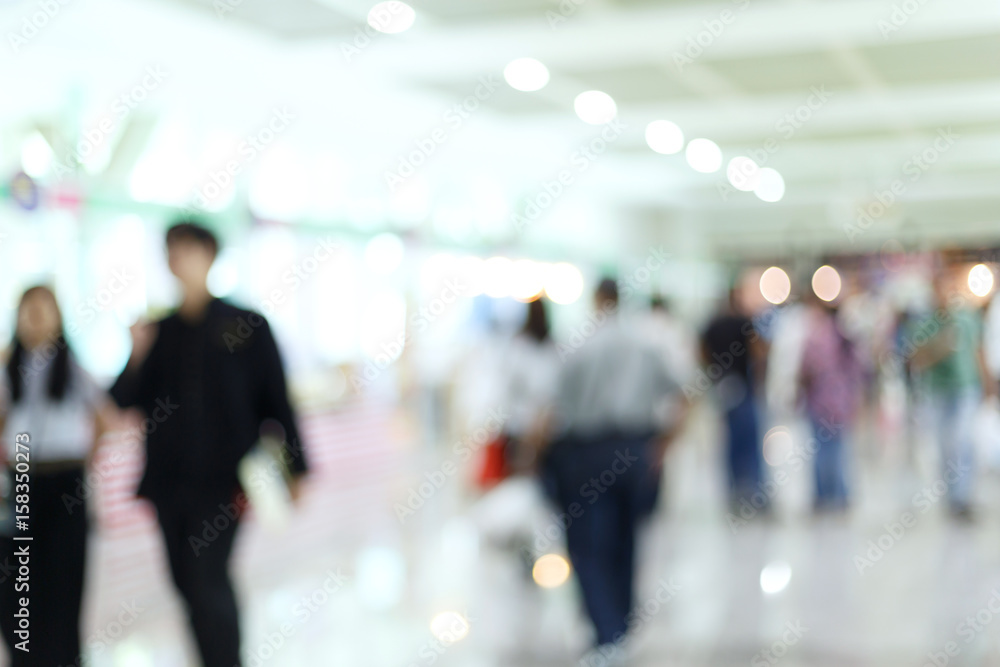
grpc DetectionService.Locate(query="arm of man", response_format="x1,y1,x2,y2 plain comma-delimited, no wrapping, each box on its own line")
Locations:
109,320,160,409
254,320,308,487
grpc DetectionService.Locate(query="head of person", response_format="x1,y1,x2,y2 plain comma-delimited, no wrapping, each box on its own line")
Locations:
727,285,743,314
650,294,670,313
522,297,550,343
166,221,218,292
595,277,619,312
932,264,959,307
6,285,70,402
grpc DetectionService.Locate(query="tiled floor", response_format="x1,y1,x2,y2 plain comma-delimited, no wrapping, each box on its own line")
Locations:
6,403,1000,666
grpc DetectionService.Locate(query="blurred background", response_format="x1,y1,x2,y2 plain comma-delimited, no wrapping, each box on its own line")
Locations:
2,0,1000,664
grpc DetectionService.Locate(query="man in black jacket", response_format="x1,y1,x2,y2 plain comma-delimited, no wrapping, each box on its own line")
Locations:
111,221,307,667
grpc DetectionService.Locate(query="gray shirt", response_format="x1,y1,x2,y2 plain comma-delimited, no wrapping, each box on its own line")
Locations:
556,316,680,437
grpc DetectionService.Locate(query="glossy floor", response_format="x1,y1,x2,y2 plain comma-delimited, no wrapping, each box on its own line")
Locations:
5,404,1000,667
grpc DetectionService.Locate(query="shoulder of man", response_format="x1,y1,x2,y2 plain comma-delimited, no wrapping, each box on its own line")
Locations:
210,300,272,352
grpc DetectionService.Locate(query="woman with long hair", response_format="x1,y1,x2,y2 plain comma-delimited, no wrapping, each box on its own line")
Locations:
0,285,114,666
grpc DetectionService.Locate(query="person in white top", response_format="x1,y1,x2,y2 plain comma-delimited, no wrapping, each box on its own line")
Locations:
0,285,115,666
501,298,561,472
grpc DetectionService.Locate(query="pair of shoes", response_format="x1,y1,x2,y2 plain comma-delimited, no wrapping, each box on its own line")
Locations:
950,505,975,522
580,643,627,667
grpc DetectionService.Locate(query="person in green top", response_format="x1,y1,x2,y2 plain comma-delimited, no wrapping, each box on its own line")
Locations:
909,264,994,519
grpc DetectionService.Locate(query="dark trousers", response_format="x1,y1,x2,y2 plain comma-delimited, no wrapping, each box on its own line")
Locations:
0,467,88,667
154,491,243,667
724,390,764,506
547,434,651,647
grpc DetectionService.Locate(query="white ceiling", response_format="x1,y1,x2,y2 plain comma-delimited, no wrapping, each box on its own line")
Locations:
2,0,999,262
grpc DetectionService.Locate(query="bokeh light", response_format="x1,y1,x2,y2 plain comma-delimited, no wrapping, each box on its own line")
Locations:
645,120,685,155
544,263,584,304
754,168,785,202
429,611,470,643
367,1,416,33
760,561,792,594
763,426,793,466
685,138,722,173
532,554,572,588
510,259,545,301
483,256,513,298
727,156,760,191
503,58,550,92
574,90,617,125
969,263,994,297
811,265,842,302
759,266,791,305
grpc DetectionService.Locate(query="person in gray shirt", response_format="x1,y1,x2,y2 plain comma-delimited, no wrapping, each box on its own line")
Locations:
543,278,685,662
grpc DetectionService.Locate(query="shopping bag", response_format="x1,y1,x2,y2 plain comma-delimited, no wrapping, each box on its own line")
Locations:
474,434,509,489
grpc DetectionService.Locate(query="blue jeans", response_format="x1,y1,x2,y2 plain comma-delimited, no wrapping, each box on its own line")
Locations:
927,388,979,510
724,390,765,506
809,417,849,509
546,434,651,647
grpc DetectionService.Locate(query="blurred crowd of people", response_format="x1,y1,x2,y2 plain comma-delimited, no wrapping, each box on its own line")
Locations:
4,227,1000,666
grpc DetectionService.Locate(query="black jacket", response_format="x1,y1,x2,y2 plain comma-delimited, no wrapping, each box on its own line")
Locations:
110,299,307,501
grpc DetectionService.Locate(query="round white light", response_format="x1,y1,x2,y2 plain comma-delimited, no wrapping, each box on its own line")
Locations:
367,1,415,34
574,91,617,125
430,611,470,644
969,264,994,298
754,168,785,202
760,267,791,305
532,554,571,589
503,58,550,92
484,257,513,298
510,259,545,301
364,233,405,275
544,263,584,305
727,156,760,192
762,426,793,466
812,265,842,302
645,120,684,155
685,138,722,173
760,561,792,594
458,256,486,297
21,132,53,178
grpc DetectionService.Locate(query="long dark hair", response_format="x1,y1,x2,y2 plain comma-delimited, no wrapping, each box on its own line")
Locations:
6,286,70,403
522,298,550,343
